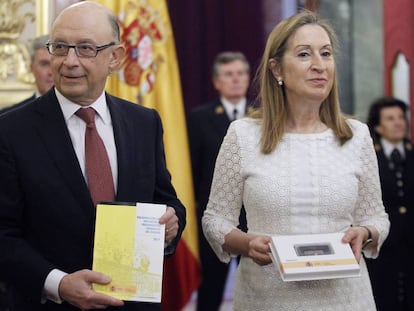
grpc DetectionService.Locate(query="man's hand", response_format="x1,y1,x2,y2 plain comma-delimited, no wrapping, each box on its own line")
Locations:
160,206,179,243
59,269,124,310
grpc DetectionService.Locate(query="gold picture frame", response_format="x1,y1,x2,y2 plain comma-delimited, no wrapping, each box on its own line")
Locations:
0,0,52,108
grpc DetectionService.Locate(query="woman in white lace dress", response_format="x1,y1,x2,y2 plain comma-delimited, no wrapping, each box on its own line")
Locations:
202,11,389,311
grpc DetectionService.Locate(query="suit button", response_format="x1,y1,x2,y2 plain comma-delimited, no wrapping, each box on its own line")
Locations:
396,180,404,187
399,206,407,214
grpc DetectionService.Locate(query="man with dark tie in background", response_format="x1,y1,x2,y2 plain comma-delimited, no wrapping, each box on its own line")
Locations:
366,96,414,311
187,51,255,311
0,2,185,310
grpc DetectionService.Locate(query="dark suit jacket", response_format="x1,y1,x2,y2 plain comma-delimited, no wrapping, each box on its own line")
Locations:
0,94,36,115
375,142,414,248
365,141,414,310
0,88,186,311
187,99,255,228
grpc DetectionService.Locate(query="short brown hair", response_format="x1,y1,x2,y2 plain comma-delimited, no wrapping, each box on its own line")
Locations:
29,35,50,62
212,51,250,79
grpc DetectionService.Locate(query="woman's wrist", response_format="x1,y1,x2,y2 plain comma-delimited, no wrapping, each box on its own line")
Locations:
359,226,373,249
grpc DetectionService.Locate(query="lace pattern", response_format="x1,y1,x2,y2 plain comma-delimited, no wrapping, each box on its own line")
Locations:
202,118,389,310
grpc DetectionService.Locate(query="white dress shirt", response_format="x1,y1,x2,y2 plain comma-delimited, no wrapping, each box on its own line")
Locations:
43,89,118,303
221,97,247,121
380,138,405,159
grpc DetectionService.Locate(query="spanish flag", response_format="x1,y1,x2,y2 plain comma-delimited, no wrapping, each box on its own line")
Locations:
94,1,201,310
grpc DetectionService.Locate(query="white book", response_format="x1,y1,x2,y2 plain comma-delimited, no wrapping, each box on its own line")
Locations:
270,232,361,282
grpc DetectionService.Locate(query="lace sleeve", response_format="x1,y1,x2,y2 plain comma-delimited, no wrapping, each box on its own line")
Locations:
202,123,244,263
352,123,390,258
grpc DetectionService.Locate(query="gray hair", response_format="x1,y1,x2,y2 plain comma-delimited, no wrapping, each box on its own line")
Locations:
212,51,250,79
29,34,50,62
107,10,121,42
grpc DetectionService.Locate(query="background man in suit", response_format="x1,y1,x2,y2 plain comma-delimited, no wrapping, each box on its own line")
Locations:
187,51,254,311
365,96,414,311
0,2,185,311
0,34,53,114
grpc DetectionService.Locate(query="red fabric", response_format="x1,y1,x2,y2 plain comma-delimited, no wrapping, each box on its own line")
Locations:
76,108,115,205
161,241,202,311
383,0,414,140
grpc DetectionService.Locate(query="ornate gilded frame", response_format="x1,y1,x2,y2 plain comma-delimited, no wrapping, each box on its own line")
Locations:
0,0,50,107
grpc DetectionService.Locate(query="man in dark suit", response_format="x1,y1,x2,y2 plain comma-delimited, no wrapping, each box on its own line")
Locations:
0,34,53,114
365,96,414,311
0,2,185,311
187,51,254,311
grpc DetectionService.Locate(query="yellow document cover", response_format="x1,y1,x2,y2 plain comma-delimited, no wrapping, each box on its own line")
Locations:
93,202,166,302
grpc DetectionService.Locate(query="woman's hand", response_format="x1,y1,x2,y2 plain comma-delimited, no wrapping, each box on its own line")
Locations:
247,235,272,265
342,226,371,262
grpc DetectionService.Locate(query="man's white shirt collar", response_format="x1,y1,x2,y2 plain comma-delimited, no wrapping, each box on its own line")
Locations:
55,88,111,124
381,138,405,159
221,97,247,120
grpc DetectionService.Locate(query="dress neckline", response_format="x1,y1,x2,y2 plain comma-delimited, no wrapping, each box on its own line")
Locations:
283,128,333,139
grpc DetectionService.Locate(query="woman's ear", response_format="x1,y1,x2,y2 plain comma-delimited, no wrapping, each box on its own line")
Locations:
268,58,282,81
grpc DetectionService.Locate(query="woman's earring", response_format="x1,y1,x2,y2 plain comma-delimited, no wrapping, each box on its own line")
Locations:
277,78,283,86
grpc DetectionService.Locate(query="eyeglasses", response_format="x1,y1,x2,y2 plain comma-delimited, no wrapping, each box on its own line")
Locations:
45,42,117,58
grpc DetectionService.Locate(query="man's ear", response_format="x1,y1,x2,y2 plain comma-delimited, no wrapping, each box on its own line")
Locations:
212,77,220,91
108,44,126,72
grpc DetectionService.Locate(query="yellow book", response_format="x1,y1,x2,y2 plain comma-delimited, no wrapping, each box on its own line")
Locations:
92,202,166,302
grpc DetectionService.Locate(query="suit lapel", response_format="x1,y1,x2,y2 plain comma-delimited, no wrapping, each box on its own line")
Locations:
105,95,134,200
403,142,414,183
34,90,93,211
209,99,257,136
210,101,230,137
34,92,136,208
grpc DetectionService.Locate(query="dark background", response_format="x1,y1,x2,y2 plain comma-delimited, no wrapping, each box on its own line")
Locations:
168,0,268,113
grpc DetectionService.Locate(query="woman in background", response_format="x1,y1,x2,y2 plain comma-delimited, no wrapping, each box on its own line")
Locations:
365,96,414,310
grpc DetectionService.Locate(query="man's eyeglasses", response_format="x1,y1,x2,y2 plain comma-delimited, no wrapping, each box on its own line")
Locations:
45,42,117,58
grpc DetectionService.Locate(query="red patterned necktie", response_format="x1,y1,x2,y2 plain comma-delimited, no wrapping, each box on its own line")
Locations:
76,107,115,206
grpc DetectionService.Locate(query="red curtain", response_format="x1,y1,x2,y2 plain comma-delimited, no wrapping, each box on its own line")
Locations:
167,0,266,113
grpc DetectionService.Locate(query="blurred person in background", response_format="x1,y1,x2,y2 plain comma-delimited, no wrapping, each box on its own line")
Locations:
0,34,53,114
366,96,414,311
187,51,255,311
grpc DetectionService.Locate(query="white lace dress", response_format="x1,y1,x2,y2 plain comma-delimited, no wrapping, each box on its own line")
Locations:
202,118,390,311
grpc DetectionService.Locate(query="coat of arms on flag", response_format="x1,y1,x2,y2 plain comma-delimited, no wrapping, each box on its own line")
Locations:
95,1,202,309
118,0,166,103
